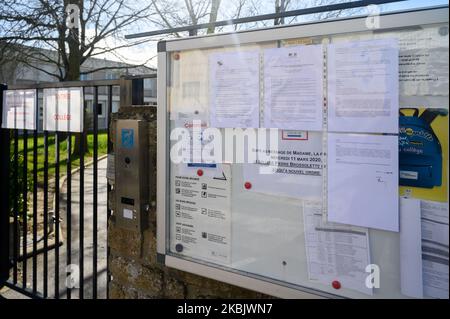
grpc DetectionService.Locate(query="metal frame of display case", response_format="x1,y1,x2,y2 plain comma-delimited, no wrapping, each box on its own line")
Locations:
156,6,449,299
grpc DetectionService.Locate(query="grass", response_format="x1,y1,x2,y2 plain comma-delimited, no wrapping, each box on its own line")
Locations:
14,132,108,186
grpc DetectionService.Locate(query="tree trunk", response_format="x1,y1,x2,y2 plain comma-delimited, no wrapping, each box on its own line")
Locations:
274,0,285,26
207,0,221,34
65,0,89,157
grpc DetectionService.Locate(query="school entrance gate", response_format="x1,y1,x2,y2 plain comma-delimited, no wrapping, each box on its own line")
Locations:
0,76,155,299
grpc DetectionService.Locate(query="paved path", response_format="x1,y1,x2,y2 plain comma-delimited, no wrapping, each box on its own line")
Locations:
59,157,108,299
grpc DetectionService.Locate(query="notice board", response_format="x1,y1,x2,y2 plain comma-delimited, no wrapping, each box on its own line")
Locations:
1,89,37,130
157,7,449,298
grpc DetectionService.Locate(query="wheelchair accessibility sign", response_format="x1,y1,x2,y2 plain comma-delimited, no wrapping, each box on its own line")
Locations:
121,128,134,149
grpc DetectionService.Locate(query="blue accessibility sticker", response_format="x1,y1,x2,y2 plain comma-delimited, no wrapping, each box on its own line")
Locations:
121,128,134,149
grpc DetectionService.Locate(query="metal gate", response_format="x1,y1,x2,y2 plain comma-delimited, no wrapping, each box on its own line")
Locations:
0,76,154,299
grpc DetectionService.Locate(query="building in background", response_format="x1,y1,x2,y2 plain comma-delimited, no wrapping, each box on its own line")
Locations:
0,44,157,131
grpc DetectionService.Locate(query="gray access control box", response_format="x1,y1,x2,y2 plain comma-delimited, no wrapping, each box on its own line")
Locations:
115,119,149,231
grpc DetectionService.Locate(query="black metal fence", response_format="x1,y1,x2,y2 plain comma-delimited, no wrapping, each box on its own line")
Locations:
0,76,154,299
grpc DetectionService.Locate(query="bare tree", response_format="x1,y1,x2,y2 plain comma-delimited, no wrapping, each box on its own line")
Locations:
149,0,360,36
0,40,18,83
277,0,364,25
150,0,224,36
207,0,221,34
274,0,290,25
1,0,157,155
0,0,156,82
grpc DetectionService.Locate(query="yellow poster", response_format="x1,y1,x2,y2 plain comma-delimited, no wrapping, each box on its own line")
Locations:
399,107,448,202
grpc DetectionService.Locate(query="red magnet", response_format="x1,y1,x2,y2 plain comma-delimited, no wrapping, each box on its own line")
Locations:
197,169,204,177
244,182,252,190
332,280,341,290
174,53,180,60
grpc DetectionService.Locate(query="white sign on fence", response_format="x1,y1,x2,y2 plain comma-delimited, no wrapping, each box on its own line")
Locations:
43,87,84,132
1,89,37,130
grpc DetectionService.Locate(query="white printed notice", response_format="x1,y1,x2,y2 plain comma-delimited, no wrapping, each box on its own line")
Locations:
400,47,449,97
385,26,448,96
171,164,231,265
263,45,323,131
303,200,372,295
1,90,36,130
244,130,324,199
327,133,399,231
43,88,83,132
209,51,260,128
421,200,449,299
328,39,399,133
330,26,449,97
173,116,222,178
400,197,423,299
174,116,208,165
400,199,449,299
170,50,210,120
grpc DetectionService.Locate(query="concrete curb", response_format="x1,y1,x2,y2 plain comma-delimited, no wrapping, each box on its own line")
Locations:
58,154,109,192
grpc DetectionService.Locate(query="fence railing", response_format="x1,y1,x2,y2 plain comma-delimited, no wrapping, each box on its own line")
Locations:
0,75,155,299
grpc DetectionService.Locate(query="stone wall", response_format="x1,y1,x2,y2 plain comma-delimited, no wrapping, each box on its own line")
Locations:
108,106,270,299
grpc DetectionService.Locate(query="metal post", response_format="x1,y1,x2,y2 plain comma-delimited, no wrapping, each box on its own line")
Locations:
22,127,28,290
119,77,132,108
66,127,72,300
32,90,38,294
0,84,11,288
79,87,85,300
13,127,18,285
120,77,144,107
54,131,60,298
131,79,144,106
92,86,98,299
106,85,113,299
43,131,49,298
